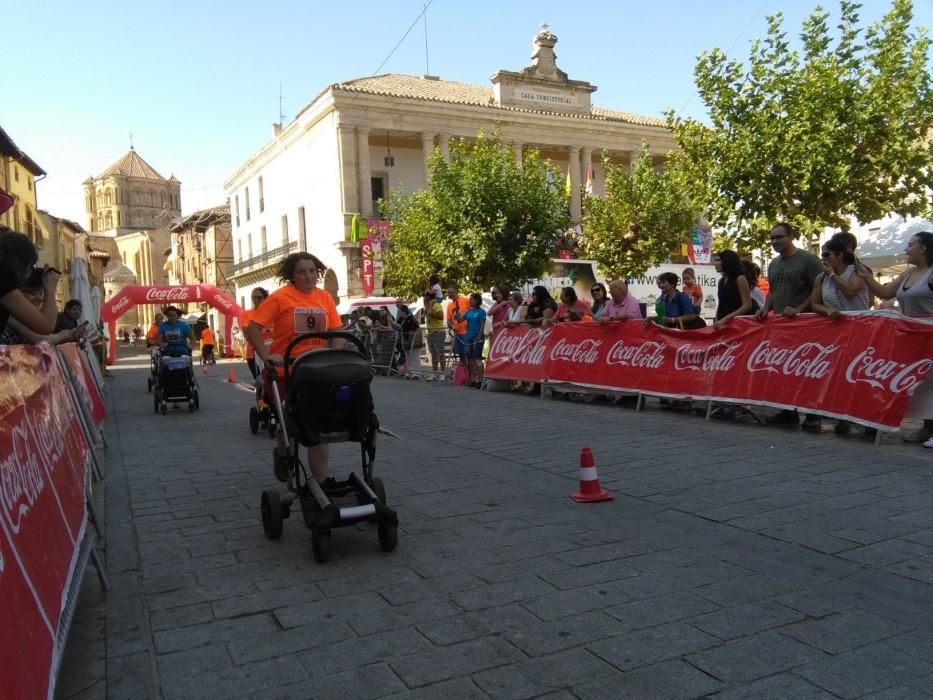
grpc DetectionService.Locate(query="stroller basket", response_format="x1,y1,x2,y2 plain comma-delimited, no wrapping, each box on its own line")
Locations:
287,348,374,446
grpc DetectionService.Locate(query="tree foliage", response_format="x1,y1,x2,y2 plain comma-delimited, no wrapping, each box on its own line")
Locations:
667,0,933,250
380,132,568,297
581,145,703,279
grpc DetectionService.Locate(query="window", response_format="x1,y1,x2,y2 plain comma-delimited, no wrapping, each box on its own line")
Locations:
260,226,267,253
281,215,288,246
237,239,242,263
258,176,264,213
235,195,240,227
245,187,251,221
371,176,386,215
13,167,19,182
247,233,253,258
27,177,32,192
298,207,306,251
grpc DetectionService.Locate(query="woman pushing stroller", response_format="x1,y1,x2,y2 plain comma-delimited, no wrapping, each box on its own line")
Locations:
245,252,343,486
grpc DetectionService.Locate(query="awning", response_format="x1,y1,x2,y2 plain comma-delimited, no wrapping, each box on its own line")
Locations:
183,312,206,324
859,215,933,272
163,249,177,271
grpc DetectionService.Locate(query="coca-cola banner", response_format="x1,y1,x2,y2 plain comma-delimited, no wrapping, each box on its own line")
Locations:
485,313,933,430
58,343,107,432
0,345,90,699
100,284,245,364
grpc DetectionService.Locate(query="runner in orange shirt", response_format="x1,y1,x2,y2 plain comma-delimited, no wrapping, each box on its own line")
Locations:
246,252,343,485
199,326,216,365
242,287,272,379
146,313,164,348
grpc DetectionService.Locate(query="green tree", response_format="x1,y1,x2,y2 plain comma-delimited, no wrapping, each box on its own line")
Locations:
380,132,568,297
668,0,933,250
581,146,702,279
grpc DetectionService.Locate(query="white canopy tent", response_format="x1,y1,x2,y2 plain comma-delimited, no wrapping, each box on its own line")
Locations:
857,216,933,275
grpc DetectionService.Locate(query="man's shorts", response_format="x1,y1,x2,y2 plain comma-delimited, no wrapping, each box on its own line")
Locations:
465,337,484,359
453,333,468,357
427,330,445,356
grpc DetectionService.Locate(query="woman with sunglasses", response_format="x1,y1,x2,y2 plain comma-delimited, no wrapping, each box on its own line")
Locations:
811,237,869,320
590,283,608,319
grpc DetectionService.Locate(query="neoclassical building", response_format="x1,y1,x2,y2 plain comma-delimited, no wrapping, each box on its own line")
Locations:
83,148,181,232
224,27,677,303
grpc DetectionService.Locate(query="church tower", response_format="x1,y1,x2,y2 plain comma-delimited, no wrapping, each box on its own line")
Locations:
83,147,181,232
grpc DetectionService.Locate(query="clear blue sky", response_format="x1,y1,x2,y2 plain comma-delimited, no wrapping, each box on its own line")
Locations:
5,0,931,225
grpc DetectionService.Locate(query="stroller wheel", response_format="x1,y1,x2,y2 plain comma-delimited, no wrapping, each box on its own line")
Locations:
193,391,200,410
311,530,331,563
147,377,152,393
261,490,284,540
371,477,387,506
378,521,398,552
153,397,159,413
160,402,167,415
267,419,277,438
249,407,260,434
188,399,195,413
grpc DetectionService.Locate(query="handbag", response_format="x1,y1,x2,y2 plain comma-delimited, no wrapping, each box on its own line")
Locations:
453,366,469,385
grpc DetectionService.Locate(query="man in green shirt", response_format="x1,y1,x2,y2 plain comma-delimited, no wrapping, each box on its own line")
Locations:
757,222,825,430
422,289,447,381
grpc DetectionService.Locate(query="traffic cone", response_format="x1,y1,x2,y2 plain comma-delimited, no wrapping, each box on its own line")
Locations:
570,447,613,503
227,369,236,383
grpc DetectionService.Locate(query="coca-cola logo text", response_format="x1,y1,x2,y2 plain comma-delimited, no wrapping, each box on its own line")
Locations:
549,338,602,364
675,342,739,372
212,293,234,311
110,295,131,314
145,287,194,303
606,340,665,369
845,347,932,396
747,341,837,379
488,328,550,366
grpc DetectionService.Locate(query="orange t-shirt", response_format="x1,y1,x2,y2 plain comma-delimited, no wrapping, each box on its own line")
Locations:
446,296,470,335
199,328,216,348
146,324,159,340
682,282,703,308
240,310,274,360
249,285,342,363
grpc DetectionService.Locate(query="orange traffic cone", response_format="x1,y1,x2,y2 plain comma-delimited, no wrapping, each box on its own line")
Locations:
570,447,613,503
227,369,236,383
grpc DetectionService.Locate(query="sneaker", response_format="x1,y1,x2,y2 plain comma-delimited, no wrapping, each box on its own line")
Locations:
425,374,434,382
924,437,933,448
801,415,822,432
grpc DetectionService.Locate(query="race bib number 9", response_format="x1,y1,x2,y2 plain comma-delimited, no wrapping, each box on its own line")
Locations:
293,308,327,334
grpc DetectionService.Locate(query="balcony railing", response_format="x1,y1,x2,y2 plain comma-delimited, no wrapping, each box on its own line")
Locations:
232,241,296,274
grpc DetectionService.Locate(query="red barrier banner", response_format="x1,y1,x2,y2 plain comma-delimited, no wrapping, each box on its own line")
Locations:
486,312,933,429
58,343,107,431
0,345,90,699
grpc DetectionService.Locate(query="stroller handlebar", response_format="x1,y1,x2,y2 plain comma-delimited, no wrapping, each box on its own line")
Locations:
275,331,368,380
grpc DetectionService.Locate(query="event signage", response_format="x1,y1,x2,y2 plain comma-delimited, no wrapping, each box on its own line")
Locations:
0,345,90,699
100,283,244,364
485,313,933,429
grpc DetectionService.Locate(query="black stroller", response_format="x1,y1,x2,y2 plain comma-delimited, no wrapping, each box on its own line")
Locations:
260,331,398,563
248,372,278,438
153,350,200,414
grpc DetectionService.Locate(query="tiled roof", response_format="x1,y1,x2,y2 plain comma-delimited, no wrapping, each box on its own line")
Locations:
98,149,166,180
324,73,667,128
0,124,46,176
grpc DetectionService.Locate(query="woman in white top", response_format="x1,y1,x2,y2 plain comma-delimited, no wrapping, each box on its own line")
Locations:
505,292,525,323
811,237,870,318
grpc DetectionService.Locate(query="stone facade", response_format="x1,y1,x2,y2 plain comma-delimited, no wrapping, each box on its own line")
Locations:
83,148,181,232
225,27,677,303
167,205,235,335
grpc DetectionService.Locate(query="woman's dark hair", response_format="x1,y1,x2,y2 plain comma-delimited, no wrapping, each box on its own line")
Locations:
560,286,578,304
531,285,551,304
741,260,760,287
277,252,326,284
492,285,508,298
429,274,440,286
912,232,933,266
830,231,858,254
163,305,180,316
20,267,44,290
469,292,482,306
397,304,410,316
822,236,855,266
65,298,82,311
0,229,38,285
715,250,745,280
590,282,607,312
657,272,679,286
252,287,269,300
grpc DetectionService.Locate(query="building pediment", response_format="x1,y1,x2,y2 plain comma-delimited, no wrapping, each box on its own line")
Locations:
491,25,596,115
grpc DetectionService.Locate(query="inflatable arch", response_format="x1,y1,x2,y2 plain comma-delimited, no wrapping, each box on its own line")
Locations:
100,284,244,364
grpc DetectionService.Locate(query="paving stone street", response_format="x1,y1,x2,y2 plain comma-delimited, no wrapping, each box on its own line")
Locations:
57,345,933,699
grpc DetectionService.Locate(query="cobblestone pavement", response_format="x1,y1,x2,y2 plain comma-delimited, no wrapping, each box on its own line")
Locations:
57,345,933,699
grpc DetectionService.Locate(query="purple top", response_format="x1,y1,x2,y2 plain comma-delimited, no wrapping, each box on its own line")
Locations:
599,294,642,320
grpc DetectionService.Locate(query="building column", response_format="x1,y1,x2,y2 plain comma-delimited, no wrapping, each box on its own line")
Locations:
421,132,436,182
357,127,372,217
581,147,593,192
438,133,450,162
568,146,582,222
514,142,523,167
